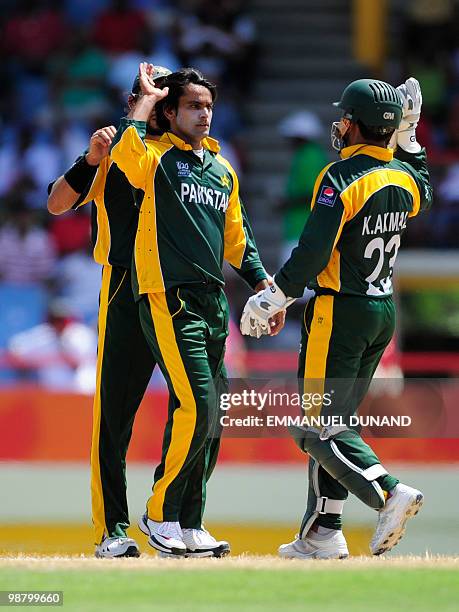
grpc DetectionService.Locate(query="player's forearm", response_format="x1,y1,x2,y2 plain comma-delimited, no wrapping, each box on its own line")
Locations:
275,238,331,297
110,119,149,189
395,147,433,212
47,176,80,215
237,203,268,288
48,153,100,215
232,263,268,290
130,94,157,122
276,199,344,297
233,234,268,289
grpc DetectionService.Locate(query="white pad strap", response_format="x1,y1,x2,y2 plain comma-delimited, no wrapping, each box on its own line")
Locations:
361,464,387,481
315,497,345,515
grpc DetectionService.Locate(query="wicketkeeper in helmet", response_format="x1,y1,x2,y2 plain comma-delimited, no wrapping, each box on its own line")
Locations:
241,77,433,558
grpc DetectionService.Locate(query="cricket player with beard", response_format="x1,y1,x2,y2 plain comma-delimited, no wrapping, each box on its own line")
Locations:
48,67,173,558
110,63,282,558
241,77,432,558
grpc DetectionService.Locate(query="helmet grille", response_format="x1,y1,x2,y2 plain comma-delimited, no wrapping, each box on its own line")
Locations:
369,81,400,104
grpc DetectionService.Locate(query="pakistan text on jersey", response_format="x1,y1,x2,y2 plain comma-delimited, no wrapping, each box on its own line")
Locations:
180,182,230,212
362,211,409,236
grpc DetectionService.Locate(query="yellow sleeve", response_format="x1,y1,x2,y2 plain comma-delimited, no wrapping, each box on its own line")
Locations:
218,155,247,268
73,157,109,209
110,119,155,190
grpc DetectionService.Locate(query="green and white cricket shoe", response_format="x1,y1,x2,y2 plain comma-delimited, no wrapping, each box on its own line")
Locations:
370,483,424,555
278,530,349,560
95,536,140,558
182,527,231,558
138,514,187,556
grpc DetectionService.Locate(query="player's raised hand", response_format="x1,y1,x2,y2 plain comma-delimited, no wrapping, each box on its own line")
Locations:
397,77,422,127
138,62,169,101
86,125,117,166
395,77,422,153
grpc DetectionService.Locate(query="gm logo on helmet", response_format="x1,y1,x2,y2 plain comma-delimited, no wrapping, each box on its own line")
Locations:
383,112,395,120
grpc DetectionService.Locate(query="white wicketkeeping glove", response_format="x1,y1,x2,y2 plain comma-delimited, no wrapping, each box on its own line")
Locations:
396,77,422,153
240,280,295,338
240,315,270,339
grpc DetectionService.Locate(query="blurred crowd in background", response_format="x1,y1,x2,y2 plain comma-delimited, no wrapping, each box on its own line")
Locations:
395,0,459,248
0,0,458,390
0,0,255,389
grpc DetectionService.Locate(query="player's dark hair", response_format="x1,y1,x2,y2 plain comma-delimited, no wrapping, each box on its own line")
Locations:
156,68,217,132
357,120,395,146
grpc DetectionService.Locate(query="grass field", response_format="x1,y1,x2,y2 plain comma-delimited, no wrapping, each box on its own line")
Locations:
1,556,458,611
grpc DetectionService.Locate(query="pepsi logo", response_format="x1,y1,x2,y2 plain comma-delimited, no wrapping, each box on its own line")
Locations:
317,184,338,207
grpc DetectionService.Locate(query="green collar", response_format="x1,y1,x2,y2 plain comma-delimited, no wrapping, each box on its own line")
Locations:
340,144,394,162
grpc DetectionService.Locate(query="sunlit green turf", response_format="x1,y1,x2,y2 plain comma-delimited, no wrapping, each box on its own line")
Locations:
1,566,458,611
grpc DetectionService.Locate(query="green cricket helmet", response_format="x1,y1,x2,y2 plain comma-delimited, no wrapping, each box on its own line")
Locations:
131,66,172,94
333,79,402,131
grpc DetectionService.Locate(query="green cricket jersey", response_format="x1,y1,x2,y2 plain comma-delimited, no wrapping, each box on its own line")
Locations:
275,144,433,298
70,155,143,268
48,155,141,269
49,146,159,269
110,119,266,295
